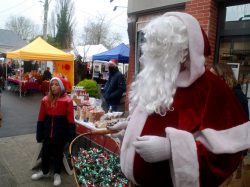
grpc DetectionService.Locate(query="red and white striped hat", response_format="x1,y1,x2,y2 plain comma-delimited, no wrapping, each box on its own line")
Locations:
107,59,118,66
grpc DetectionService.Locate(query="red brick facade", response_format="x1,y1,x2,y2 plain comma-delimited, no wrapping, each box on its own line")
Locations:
186,0,218,65
125,44,135,111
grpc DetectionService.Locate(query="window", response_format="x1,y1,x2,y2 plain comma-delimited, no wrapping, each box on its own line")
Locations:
226,3,250,22
135,30,146,76
217,2,250,99
219,36,250,84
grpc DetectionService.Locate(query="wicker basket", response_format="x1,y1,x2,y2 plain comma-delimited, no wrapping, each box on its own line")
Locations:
69,130,131,187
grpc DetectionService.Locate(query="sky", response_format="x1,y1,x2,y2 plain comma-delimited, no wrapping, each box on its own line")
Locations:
0,0,129,44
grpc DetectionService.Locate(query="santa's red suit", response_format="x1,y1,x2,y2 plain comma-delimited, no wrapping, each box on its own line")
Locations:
119,12,250,187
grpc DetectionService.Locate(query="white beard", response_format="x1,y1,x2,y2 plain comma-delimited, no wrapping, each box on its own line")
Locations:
129,15,189,116
129,54,181,116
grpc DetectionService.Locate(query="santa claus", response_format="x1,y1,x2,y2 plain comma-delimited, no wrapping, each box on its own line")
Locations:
109,12,250,187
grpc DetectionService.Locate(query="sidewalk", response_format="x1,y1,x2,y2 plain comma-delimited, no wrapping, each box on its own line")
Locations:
0,133,75,187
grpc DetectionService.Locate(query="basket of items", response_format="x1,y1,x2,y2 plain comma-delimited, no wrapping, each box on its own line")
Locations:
69,129,130,187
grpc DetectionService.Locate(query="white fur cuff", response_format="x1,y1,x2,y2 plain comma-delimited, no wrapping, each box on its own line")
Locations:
194,121,250,154
166,127,199,187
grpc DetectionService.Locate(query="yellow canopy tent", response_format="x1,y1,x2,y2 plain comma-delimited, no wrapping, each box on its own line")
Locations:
7,37,74,91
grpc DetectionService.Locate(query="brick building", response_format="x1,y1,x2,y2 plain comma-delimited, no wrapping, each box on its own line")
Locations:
125,0,250,110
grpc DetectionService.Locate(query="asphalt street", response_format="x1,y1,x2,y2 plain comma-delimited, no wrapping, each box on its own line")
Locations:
0,90,42,138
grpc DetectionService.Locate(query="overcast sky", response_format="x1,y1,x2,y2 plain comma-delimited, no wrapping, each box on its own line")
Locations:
0,0,129,44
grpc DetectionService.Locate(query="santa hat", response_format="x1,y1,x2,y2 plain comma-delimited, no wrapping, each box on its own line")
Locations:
50,77,65,93
162,12,210,87
107,59,118,66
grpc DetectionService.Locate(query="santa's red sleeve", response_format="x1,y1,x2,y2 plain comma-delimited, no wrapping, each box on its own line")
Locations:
167,72,249,187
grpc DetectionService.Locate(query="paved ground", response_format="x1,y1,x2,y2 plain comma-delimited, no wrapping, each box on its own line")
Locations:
0,133,75,187
0,90,41,138
0,90,75,186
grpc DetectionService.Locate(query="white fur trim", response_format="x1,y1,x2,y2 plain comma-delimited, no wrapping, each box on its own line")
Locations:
50,77,65,93
166,127,199,187
120,106,148,184
164,12,205,87
194,121,250,154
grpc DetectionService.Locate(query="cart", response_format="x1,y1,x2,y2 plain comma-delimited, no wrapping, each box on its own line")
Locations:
69,129,130,187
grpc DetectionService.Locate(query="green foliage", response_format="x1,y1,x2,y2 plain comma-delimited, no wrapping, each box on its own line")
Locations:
55,0,74,49
76,79,100,98
46,35,60,48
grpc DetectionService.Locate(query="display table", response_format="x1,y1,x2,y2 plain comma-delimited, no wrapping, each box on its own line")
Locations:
75,119,105,134
41,80,50,95
7,78,42,94
74,119,120,155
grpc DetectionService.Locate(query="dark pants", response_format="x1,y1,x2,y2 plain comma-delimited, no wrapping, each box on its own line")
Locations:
42,139,65,174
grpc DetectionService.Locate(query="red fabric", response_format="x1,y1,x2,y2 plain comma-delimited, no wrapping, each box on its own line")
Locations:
200,27,211,57
108,59,119,66
54,76,72,91
133,70,248,187
41,81,50,96
110,59,118,63
7,78,42,92
38,93,74,124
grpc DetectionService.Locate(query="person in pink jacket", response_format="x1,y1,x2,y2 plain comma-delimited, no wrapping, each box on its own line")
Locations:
109,12,250,187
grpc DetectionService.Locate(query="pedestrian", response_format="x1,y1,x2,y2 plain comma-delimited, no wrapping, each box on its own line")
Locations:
42,67,52,80
31,77,76,186
210,63,249,118
102,59,126,112
109,12,249,187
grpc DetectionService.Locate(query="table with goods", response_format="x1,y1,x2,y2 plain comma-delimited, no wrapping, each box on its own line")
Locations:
70,86,129,186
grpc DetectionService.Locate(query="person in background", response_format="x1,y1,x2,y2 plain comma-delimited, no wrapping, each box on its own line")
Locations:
102,59,126,112
108,12,249,187
31,77,76,186
42,67,52,80
210,63,249,118
0,63,5,90
210,63,250,186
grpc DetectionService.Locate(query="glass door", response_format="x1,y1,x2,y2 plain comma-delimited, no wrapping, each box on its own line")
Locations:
219,36,250,97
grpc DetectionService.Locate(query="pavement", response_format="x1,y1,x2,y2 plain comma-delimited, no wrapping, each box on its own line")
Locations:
0,90,41,138
0,90,75,186
0,133,75,187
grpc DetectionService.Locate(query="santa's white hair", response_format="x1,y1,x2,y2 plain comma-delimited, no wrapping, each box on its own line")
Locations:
129,15,189,115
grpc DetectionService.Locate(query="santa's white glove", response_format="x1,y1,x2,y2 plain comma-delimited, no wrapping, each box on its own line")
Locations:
133,135,171,163
107,121,128,142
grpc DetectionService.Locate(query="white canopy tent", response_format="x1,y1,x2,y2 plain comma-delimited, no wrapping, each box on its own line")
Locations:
71,44,107,62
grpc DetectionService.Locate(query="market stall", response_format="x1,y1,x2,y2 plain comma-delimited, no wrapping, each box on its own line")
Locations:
6,37,74,96
69,86,129,186
71,86,126,133
7,77,41,94
92,43,130,80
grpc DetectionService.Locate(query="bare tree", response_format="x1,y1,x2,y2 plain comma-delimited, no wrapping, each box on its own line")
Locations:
82,15,122,49
48,10,57,38
5,16,39,41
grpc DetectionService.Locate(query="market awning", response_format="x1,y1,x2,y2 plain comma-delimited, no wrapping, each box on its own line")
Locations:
92,43,129,63
7,37,74,61
6,37,74,92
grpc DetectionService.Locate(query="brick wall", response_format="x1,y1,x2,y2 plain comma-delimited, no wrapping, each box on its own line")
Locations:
186,0,218,64
125,44,135,111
